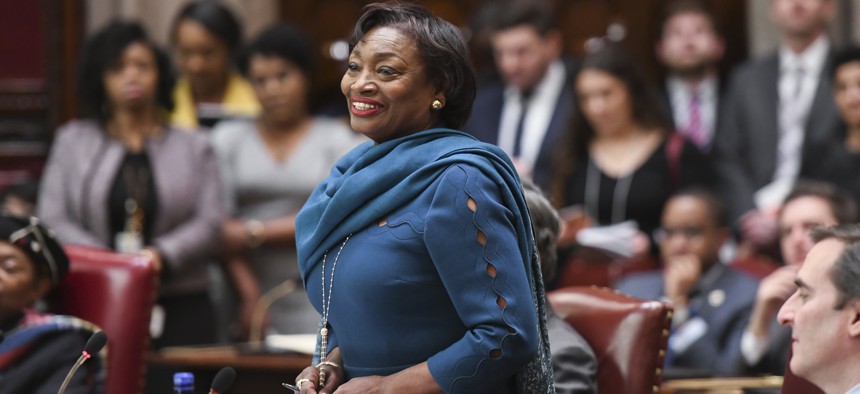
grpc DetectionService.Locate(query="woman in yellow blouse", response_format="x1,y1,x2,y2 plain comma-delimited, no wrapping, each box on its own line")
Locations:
170,1,260,129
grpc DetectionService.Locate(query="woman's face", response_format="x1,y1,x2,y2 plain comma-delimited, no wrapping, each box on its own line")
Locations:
103,42,159,111
341,26,442,143
834,61,860,127
248,55,309,126
174,20,231,97
0,242,46,321
576,69,634,136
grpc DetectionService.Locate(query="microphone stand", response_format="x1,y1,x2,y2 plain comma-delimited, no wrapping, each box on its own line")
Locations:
58,331,106,394
57,352,93,394
249,279,297,346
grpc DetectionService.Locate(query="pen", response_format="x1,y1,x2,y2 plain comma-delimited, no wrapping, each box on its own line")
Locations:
282,382,301,392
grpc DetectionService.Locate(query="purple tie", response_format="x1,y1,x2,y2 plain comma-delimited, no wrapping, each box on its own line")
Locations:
686,90,705,147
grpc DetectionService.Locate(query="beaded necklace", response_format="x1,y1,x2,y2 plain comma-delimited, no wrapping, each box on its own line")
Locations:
318,235,350,387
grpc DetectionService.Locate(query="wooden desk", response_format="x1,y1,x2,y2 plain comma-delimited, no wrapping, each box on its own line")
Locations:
148,346,312,393
661,376,784,393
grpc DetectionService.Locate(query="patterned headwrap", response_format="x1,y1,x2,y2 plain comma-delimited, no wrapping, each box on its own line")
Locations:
0,214,69,285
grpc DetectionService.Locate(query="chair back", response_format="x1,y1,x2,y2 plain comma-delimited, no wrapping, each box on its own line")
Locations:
730,256,780,280
51,245,159,394
549,286,672,394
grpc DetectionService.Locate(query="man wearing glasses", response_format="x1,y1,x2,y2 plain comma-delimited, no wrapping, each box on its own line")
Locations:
615,188,759,377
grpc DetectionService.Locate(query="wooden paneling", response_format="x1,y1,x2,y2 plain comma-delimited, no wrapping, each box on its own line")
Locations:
0,0,84,190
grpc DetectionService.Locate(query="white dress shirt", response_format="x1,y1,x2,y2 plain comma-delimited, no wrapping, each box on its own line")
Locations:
847,383,860,394
772,35,830,183
497,60,566,174
740,328,770,366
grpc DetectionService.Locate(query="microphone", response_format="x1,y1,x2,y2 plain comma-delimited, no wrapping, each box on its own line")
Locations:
57,331,107,394
210,366,236,394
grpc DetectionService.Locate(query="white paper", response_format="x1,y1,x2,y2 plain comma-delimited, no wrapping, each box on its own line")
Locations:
575,220,638,258
264,334,317,355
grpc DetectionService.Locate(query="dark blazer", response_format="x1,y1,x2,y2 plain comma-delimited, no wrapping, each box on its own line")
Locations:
463,61,576,190
712,51,839,221
546,310,598,394
615,263,759,376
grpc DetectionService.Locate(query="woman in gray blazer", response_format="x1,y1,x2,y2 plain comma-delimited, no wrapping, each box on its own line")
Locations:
37,21,224,354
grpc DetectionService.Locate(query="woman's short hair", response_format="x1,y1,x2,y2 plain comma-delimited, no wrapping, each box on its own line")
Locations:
171,1,242,52
350,2,476,129
78,21,175,122
237,23,314,79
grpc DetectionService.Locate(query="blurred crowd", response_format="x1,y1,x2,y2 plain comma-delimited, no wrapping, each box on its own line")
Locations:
2,0,858,391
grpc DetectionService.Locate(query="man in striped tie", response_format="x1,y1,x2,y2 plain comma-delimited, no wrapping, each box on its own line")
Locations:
655,0,725,152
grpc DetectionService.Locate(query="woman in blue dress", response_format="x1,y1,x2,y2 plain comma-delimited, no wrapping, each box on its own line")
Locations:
293,2,553,393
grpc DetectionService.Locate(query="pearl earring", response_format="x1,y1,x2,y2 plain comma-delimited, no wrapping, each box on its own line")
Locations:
431,99,444,110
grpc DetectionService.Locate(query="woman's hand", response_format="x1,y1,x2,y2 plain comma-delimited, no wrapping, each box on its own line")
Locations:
223,218,249,255
294,363,345,394
557,206,593,247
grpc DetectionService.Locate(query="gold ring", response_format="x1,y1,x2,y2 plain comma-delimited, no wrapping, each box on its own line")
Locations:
296,378,311,388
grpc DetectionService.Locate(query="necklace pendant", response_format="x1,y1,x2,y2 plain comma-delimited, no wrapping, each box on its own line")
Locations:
320,326,328,336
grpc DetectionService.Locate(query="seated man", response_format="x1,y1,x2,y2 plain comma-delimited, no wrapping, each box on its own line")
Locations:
778,224,860,394
523,181,597,394
0,214,104,394
739,180,856,375
616,188,758,376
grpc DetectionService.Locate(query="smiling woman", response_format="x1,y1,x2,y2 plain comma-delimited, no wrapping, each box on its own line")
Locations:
293,2,554,394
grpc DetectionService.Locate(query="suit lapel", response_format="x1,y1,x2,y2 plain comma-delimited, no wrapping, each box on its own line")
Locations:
760,55,781,179
804,50,838,146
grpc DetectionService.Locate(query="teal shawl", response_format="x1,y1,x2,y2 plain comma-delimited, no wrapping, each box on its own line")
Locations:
296,128,554,393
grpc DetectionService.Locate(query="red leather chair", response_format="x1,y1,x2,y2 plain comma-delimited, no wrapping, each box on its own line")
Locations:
51,245,159,394
549,286,672,394
555,248,660,288
730,255,781,280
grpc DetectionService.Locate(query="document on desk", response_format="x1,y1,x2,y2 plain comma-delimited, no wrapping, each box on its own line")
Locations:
265,334,317,355
575,220,638,258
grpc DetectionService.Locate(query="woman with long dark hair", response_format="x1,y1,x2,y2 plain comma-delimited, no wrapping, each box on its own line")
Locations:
551,44,710,258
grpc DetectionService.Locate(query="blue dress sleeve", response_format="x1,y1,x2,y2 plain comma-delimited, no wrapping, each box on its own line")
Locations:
424,164,539,393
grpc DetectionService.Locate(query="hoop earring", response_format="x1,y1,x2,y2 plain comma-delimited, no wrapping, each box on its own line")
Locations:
431,99,444,110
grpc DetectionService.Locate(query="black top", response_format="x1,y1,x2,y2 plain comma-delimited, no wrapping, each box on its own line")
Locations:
562,138,712,241
801,137,860,207
107,151,159,249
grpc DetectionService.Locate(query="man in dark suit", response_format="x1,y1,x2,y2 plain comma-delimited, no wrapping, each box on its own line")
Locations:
655,0,725,152
616,189,758,376
523,180,597,394
738,180,856,376
714,0,839,247
462,0,574,190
